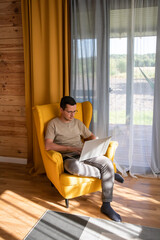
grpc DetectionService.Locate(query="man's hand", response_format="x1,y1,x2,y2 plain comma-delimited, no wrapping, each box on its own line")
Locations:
67,146,82,153
84,133,96,141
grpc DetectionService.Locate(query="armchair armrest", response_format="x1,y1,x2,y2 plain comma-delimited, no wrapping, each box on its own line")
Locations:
43,150,64,176
40,150,64,192
105,141,118,162
105,141,118,173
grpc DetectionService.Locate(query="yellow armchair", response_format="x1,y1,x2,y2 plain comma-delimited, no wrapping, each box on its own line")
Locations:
32,101,118,207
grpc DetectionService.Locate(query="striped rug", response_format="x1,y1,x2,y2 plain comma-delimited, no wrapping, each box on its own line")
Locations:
24,210,160,240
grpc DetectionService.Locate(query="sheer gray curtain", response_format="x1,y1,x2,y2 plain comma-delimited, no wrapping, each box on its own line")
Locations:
70,0,160,176
70,0,110,137
151,0,160,175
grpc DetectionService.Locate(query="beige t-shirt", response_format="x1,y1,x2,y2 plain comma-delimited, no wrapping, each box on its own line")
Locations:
45,117,92,153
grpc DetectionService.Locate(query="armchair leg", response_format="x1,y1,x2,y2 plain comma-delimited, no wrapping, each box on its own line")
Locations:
65,199,69,208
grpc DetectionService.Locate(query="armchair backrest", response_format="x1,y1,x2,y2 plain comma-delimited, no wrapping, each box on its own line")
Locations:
32,101,93,153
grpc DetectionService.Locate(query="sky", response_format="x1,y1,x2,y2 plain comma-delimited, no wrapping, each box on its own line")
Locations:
76,36,157,58
110,36,157,55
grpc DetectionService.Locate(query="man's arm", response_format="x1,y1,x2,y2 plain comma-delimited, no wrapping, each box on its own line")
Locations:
84,133,96,141
45,138,82,153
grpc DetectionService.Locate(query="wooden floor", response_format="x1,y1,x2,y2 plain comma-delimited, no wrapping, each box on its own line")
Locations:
0,163,160,240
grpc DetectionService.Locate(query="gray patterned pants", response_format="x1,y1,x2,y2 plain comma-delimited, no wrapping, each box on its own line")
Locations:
64,156,114,202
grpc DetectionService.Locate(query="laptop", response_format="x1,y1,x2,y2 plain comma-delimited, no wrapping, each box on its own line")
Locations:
64,136,111,161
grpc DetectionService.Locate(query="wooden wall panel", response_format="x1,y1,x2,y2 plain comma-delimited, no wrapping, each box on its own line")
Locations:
0,125,27,136
1,26,23,39
0,50,24,61
0,13,22,26
0,116,26,128
0,1,21,14
0,145,27,158
0,106,25,116
0,95,25,105
0,61,24,73
0,38,23,50
0,82,25,95
0,0,27,159
0,73,25,84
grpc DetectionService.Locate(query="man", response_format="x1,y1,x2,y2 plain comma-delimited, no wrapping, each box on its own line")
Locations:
45,96,124,222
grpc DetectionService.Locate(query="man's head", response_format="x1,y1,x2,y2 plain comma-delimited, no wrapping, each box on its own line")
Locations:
60,96,77,122
60,96,76,110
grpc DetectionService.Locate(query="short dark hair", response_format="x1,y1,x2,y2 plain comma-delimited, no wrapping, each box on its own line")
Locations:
60,96,76,110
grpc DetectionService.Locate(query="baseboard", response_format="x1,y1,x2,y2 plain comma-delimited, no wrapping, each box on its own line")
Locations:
0,156,27,165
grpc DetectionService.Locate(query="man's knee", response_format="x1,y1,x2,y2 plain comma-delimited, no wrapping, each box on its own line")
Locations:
100,156,114,175
64,159,80,175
